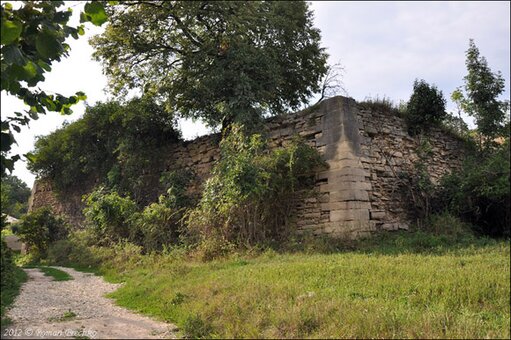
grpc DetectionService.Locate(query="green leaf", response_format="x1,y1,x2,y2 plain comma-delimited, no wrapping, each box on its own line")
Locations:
2,45,26,65
22,61,38,79
1,20,23,45
1,132,14,152
37,60,52,72
83,2,108,26
75,91,87,101
35,30,63,59
41,96,57,111
24,152,36,164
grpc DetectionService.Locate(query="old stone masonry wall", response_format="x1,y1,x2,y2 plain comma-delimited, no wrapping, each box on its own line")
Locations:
30,96,466,238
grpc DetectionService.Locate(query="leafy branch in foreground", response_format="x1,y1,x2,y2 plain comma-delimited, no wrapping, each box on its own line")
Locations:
1,1,108,174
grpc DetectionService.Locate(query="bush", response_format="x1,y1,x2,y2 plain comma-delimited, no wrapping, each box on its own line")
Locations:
17,207,68,256
405,79,447,135
437,139,510,237
187,125,326,249
83,187,138,244
136,198,182,252
1,239,15,289
423,212,475,238
27,97,180,199
83,187,186,251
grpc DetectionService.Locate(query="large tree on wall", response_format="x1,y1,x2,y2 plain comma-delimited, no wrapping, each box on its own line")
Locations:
91,1,329,130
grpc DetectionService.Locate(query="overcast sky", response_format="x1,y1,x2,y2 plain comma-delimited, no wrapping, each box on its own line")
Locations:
2,1,510,188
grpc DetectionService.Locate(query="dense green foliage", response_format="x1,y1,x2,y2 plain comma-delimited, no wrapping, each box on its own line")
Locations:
0,174,30,218
0,241,26,326
44,224,509,339
91,1,328,129
27,97,180,198
432,41,510,237
1,1,106,174
17,207,68,257
79,129,325,255
461,40,509,144
83,171,193,252
187,125,326,253
405,79,447,135
83,187,138,244
438,140,510,237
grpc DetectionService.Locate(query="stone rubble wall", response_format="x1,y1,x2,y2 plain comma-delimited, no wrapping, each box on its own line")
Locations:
29,96,466,238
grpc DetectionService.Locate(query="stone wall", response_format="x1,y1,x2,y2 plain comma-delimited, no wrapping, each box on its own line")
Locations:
29,96,466,238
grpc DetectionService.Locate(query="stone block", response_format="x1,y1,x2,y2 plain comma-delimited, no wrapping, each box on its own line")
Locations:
381,223,398,231
330,208,370,222
329,189,369,202
321,201,371,211
370,210,386,220
320,180,372,192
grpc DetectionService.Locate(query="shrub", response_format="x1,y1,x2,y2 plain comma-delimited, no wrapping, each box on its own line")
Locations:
17,207,68,256
437,139,510,237
405,79,447,135
423,212,475,238
83,187,138,244
0,240,15,289
159,169,196,209
27,97,180,199
136,198,182,252
187,125,326,249
46,229,103,268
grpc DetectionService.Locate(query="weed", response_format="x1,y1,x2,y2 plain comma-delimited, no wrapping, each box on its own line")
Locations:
48,310,77,322
182,314,213,339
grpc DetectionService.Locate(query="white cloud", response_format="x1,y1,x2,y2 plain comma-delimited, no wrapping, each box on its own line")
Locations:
310,0,510,108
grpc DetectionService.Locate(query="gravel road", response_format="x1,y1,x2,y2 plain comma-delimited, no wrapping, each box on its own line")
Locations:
2,267,177,339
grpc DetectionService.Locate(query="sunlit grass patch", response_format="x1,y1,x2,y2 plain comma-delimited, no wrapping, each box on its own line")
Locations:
100,238,510,338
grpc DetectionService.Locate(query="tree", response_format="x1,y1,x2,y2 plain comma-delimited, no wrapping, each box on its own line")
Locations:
0,174,31,218
91,1,328,130
1,1,108,175
314,62,345,105
463,40,509,145
405,79,447,135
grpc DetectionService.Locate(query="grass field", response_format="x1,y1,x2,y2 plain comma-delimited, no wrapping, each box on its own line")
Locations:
80,232,511,339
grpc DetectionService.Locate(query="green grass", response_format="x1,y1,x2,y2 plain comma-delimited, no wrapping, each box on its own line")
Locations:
84,233,510,339
49,310,77,322
23,266,73,281
0,266,27,327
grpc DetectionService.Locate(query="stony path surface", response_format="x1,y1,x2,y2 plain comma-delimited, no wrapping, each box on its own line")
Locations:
2,267,177,339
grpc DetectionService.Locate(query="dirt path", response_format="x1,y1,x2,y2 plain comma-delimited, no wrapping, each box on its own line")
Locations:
2,267,177,339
